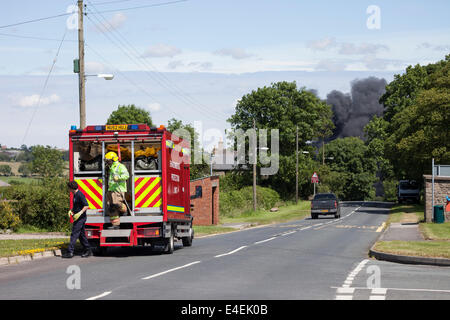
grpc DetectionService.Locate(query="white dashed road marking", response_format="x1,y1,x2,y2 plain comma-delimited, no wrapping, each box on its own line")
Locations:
142,261,201,280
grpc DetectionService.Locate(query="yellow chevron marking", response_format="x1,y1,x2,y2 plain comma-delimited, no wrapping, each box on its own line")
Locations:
142,186,162,208
75,179,102,209
135,177,161,206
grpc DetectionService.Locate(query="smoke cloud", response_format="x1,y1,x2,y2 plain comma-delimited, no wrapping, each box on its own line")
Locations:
327,77,387,139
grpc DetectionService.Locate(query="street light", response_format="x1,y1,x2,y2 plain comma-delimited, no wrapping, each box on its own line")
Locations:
85,73,114,80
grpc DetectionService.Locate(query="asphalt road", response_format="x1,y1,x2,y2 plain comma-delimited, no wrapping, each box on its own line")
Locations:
0,202,449,300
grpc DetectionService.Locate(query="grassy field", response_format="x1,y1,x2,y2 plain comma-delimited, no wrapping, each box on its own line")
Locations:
0,176,38,185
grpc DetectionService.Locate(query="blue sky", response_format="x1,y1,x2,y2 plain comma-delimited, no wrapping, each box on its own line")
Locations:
0,0,449,149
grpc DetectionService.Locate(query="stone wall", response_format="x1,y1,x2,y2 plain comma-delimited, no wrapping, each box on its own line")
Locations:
423,175,450,222
190,176,220,226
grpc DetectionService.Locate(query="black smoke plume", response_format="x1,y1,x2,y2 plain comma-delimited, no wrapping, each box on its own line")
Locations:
327,77,387,139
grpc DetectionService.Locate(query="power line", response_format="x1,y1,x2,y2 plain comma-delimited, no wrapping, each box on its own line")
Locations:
85,5,226,122
93,0,188,13
85,42,186,119
21,30,68,146
0,32,77,42
85,1,227,121
0,12,71,29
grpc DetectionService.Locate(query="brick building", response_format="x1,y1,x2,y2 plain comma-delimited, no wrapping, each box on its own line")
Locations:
423,175,450,222
190,176,219,226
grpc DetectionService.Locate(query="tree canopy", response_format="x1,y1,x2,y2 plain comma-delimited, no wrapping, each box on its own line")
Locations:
106,104,153,126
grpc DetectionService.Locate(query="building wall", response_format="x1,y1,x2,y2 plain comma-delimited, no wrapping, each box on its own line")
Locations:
423,175,450,222
190,176,220,226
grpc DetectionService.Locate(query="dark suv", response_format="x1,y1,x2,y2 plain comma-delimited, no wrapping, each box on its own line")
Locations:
311,193,341,219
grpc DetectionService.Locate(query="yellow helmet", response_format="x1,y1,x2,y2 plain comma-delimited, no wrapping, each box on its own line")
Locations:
105,151,118,162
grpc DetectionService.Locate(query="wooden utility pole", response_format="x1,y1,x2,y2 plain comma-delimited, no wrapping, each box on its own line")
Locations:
295,125,299,204
78,0,86,129
253,119,257,211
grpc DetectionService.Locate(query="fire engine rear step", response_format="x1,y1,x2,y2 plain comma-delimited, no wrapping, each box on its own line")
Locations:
101,229,132,237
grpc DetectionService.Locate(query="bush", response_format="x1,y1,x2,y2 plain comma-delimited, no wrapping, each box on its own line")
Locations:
1,178,70,232
0,201,21,231
220,186,281,217
383,179,398,202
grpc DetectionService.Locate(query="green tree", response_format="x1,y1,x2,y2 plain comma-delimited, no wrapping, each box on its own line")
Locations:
380,57,448,122
319,137,377,200
227,81,334,198
0,164,12,176
228,81,334,156
18,163,32,177
31,145,64,178
384,56,450,181
106,104,153,126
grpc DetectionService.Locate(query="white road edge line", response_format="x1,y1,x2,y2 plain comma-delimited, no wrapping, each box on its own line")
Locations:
142,261,201,280
214,246,247,258
86,291,112,300
254,237,276,245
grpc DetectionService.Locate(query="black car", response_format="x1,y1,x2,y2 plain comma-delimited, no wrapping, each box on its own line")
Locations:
311,193,341,219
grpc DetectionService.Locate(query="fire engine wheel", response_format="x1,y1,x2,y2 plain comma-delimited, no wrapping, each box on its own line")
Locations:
164,233,174,254
182,225,194,247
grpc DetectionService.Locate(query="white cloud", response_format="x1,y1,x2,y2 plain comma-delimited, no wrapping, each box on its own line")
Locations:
147,102,161,112
167,60,184,69
338,43,389,55
213,48,254,60
96,13,127,32
141,44,182,58
307,37,337,51
188,61,213,70
417,42,450,52
85,61,107,74
13,93,60,108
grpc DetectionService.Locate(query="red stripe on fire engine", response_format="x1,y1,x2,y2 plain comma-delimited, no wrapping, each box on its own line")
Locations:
147,193,161,207
81,179,102,200
79,188,102,209
135,178,153,199
136,180,161,207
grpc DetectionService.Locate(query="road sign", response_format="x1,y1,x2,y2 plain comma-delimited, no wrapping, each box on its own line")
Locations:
311,172,319,183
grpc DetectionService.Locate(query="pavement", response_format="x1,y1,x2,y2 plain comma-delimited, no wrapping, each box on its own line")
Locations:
378,223,424,241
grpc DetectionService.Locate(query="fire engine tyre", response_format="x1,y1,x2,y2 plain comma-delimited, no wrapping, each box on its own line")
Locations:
182,225,194,247
164,233,174,254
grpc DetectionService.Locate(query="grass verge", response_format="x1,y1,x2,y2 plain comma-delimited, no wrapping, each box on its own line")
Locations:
373,241,450,259
386,204,424,225
0,239,69,257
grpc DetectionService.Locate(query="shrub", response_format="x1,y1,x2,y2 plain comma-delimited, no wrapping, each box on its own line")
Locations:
220,186,281,217
383,179,398,202
0,201,21,231
1,178,70,232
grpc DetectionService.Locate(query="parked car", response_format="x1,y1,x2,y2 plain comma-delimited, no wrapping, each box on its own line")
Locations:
397,180,420,204
311,193,341,219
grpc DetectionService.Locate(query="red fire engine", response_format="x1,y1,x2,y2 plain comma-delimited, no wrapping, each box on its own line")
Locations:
69,124,193,254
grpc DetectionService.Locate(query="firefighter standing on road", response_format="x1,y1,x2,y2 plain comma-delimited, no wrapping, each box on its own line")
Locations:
104,151,129,230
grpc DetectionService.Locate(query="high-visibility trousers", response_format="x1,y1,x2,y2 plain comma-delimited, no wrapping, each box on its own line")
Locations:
106,191,127,226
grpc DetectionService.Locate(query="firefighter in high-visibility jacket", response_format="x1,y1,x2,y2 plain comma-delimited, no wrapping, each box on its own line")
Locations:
104,151,129,229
